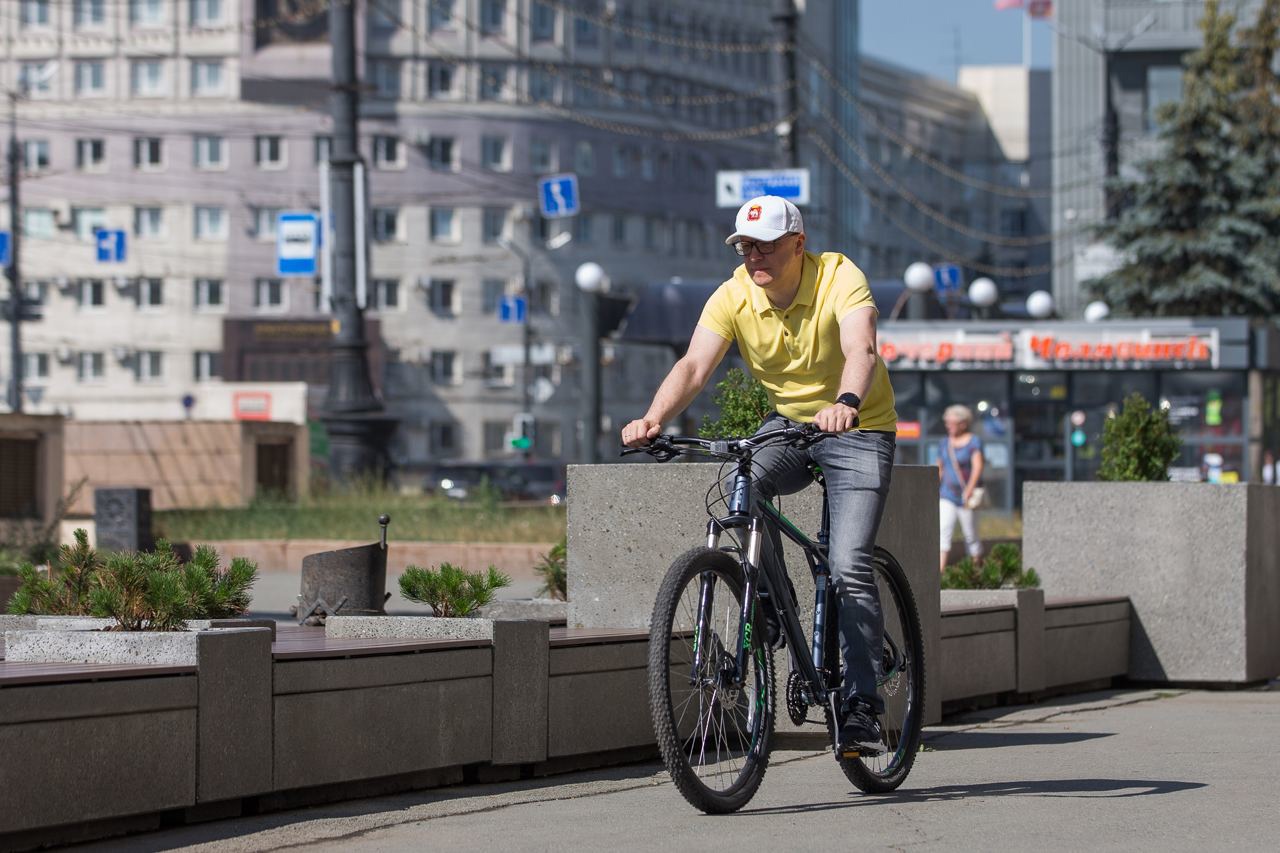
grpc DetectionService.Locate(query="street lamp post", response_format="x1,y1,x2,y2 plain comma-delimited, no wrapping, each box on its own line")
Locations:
575,262,606,464
902,261,934,320
968,277,999,320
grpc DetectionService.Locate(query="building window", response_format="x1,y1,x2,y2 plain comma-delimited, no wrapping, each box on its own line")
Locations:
194,205,227,240
21,140,50,173
480,135,510,172
131,60,167,97
20,0,50,28
528,278,558,316
574,2,598,47
482,278,508,315
531,1,556,41
72,208,107,242
134,206,165,238
482,352,515,388
135,350,163,382
74,0,106,28
369,60,400,99
479,64,509,101
428,0,455,30
74,60,107,97
78,278,106,310
372,207,400,242
426,137,456,170
255,135,286,168
481,207,508,245
254,277,286,312
430,421,458,455
133,137,164,170
429,350,458,385
372,135,404,168
529,69,556,103
136,278,164,309
75,138,106,171
530,137,556,173
371,278,400,311
77,351,105,382
427,61,456,98
194,134,225,169
22,209,55,239
999,208,1028,237
252,206,281,241
193,351,221,381
190,0,223,27
574,140,595,175
23,353,50,381
1146,65,1184,131
191,60,226,97
612,214,627,247
574,214,593,245
131,0,165,27
480,0,506,34
429,207,459,243
18,62,55,98
428,278,458,315
194,278,223,310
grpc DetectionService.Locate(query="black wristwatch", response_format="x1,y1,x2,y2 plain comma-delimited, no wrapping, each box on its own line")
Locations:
835,392,861,410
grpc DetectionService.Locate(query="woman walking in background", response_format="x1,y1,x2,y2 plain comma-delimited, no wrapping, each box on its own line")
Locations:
938,404,985,573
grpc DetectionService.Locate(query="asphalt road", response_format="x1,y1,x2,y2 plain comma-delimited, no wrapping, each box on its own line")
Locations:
76,686,1280,853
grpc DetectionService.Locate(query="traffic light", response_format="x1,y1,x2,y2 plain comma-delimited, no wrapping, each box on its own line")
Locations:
510,412,535,452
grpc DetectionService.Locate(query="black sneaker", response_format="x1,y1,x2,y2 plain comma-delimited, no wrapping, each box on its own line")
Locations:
838,698,885,758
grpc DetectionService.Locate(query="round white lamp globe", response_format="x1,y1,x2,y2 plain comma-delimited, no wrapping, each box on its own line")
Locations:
575,262,606,293
1025,290,1054,319
1083,300,1111,323
968,277,998,308
903,262,934,293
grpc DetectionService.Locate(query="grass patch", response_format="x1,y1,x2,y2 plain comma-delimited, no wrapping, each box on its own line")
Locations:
155,486,565,543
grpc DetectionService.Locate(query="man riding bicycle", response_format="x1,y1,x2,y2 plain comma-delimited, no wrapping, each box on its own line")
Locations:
621,194,897,755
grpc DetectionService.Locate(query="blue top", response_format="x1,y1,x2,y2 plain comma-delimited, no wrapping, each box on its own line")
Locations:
939,435,984,506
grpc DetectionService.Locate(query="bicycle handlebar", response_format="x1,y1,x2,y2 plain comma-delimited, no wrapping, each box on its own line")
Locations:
619,420,854,462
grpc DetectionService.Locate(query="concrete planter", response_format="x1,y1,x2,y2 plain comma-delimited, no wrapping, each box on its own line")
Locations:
1024,482,1280,683
325,614,495,641
0,613,36,632
4,628,204,665
566,462,941,724
478,598,567,622
30,615,276,637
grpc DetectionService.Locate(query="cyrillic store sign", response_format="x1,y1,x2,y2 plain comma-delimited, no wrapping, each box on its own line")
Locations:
879,327,1220,370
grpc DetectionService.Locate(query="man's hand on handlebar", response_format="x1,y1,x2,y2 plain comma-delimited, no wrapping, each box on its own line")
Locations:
813,402,859,433
621,417,664,448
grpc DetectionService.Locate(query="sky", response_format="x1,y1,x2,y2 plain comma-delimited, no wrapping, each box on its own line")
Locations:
860,0,1056,83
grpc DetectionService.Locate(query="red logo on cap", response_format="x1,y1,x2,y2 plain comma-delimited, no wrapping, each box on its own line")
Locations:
746,205,762,221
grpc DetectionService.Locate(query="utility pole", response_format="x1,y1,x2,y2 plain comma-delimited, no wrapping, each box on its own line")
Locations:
7,91,23,414
322,0,391,480
497,236,534,461
773,0,800,168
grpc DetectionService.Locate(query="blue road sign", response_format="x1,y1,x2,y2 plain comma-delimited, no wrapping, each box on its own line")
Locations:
277,211,320,277
499,295,527,324
538,174,580,219
0,231,9,267
934,263,962,293
95,229,127,263
716,168,811,207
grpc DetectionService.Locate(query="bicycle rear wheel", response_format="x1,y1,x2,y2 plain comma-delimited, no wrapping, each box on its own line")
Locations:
830,547,925,793
648,546,776,814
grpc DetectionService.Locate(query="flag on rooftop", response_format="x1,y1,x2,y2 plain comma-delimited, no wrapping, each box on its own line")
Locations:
995,0,1054,17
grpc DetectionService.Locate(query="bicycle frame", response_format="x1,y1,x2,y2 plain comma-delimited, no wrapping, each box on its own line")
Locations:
696,458,835,707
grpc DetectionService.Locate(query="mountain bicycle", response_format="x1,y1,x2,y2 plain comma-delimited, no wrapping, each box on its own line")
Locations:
625,424,925,814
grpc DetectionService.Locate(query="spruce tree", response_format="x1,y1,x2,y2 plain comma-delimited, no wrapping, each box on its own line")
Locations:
1087,0,1280,317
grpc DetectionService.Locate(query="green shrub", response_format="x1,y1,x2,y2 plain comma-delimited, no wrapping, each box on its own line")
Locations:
941,543,1040,590
1098,392,1182,482
534,537,567,601
400,563,512,617
185,545,258,619
699,368,771,439
6,529,101,616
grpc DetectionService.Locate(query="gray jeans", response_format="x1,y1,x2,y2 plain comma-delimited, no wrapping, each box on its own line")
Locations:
725,415,895,710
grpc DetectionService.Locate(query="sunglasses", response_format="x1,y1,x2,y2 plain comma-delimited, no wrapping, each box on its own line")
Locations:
732,234,793,256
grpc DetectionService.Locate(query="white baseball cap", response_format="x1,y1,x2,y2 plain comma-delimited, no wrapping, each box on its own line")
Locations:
724,195,804,245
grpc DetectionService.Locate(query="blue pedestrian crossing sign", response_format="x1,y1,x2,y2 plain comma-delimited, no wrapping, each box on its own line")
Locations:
538,174,580,219
95,229,127,263
934,264,962,294
499,295,527,324
277,211,320,277
0,231,9,268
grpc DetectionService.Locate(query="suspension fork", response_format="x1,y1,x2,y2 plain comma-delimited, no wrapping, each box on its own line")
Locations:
730,515,766,688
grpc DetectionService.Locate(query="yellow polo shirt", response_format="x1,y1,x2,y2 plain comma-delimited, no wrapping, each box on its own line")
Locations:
697,251,897,431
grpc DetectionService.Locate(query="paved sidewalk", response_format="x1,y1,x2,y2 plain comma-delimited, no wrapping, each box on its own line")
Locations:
78,686,1280,853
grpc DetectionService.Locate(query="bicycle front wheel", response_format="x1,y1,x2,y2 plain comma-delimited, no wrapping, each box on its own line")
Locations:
832,547,926,793
648,546,776,814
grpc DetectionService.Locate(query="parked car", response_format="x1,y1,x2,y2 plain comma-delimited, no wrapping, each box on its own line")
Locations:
426,461,566,505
